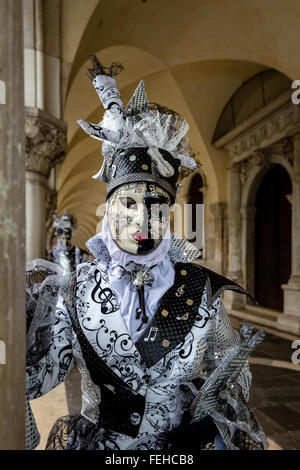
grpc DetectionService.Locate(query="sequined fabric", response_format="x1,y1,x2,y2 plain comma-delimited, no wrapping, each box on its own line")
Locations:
193,303,268,450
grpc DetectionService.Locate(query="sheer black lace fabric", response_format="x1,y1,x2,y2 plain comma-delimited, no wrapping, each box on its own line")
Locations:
213,384,267,450
46,414,117,450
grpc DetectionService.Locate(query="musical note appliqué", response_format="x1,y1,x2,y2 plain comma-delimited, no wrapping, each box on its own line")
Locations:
91,269,118,314
144,327,158,342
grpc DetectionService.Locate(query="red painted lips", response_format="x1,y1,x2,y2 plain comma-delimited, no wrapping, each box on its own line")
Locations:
132,231,147,242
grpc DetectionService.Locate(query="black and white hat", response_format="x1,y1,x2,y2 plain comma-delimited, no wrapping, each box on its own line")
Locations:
78,55,196,203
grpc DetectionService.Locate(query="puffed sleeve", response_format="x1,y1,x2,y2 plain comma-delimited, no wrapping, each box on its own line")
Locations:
26,259,75,399
26,295,75,399
195,299,268,450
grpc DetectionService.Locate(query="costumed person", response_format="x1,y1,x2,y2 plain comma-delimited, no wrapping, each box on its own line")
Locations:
47,212,89,417
48,212,88,275
25,211,88,449
25,55,268,451
25,258,63,450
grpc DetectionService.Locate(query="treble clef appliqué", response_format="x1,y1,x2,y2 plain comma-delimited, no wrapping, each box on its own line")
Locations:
91,269,118,314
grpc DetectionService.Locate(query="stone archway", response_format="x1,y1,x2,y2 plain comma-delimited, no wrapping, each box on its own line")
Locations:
241,145,294,311
215,82,300,334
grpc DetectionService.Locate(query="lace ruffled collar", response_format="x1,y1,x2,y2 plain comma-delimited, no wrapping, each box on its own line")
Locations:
86,232,202,266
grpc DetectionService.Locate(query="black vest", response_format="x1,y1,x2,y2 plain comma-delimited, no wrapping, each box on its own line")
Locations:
61,262,255,438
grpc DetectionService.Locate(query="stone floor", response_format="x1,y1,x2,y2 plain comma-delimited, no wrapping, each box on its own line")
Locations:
30,320,300,451
231,316,300,450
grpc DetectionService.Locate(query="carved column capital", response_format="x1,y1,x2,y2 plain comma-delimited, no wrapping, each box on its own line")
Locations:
252,148,270,167
239,149,271,187
25,107,67,178
271,136,294,166
227,161,241,173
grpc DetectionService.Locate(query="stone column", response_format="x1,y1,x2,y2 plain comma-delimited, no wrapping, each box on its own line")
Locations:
25,171,48,260
23,0,62,119
225,162,244,309
241,206,256,299
280,133,300,334
0,0,25,449
291,133,300,282
209,202,227,275
25,107,67,261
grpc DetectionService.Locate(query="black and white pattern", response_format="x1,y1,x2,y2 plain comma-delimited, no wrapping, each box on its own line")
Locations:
26,255,266,450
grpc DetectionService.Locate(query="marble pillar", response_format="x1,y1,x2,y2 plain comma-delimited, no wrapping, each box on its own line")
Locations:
25,107,67,261
25,171,48,261
280,133,300,334
209,202,227,275
0,0,25,450
290,133,300,283
225,163,244,309
23,0,62,119
241,206,256,299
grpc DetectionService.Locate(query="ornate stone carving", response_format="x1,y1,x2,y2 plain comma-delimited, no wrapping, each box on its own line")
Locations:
239,150,270,186
240,158,251,186
225,102,300,162
252,149,270,167
25,108,67,177
238,138,294,187
270,136,294,166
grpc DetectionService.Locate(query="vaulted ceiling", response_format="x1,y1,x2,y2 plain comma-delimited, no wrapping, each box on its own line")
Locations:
59,0,299,248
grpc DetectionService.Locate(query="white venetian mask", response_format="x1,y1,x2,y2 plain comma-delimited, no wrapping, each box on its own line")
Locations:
107,182,171,255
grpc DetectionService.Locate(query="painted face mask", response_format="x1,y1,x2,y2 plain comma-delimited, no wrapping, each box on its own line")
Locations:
58,228,72,246
107,182,171,255
53,212,75,247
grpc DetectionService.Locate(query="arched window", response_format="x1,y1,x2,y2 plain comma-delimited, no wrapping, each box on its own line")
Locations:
212,69,291,143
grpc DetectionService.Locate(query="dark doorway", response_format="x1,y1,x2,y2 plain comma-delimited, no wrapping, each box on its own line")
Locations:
255,165,292,310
